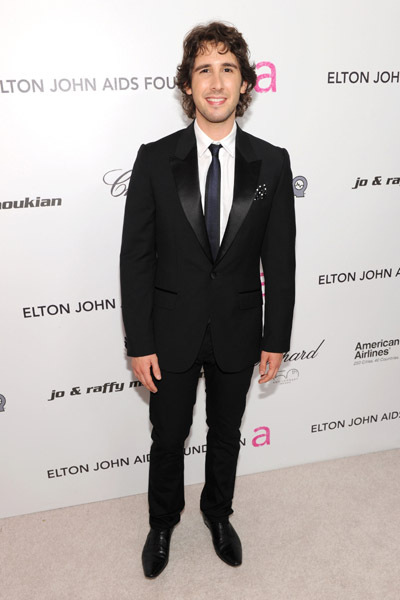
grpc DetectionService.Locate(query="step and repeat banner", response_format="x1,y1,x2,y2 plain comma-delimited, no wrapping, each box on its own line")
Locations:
1,0,399,518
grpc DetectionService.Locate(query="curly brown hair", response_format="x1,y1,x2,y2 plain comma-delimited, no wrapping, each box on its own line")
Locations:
176,22,257,119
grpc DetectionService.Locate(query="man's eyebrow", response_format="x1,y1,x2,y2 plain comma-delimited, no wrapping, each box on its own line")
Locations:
193,62,239,72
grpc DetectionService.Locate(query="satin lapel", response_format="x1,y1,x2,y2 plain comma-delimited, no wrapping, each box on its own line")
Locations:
215,133,261,264
170,125,212,262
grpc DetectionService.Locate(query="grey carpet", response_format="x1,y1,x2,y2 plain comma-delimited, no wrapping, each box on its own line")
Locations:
1,448,399,600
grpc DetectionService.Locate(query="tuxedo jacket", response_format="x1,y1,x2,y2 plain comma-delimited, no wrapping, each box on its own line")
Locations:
120,122,296,373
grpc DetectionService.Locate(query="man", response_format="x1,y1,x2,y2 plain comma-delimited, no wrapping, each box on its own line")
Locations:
120,21,295,578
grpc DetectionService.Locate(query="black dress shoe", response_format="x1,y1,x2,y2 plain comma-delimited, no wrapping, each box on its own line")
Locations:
141,527,173,578
203,516,242,566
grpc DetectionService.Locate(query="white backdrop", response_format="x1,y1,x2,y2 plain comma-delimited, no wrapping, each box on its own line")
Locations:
1,0,399,519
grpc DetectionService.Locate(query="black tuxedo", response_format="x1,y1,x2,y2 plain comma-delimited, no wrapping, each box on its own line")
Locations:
120,122,295,373
120,122,295,528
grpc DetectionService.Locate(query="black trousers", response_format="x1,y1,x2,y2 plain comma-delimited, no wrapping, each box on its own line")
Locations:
148,326,254,528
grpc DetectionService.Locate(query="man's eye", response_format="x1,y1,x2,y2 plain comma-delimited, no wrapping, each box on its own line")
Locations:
200,68,210,73
224,68,233,72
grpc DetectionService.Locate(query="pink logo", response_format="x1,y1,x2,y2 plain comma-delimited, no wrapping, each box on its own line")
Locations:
252,426,270,447
255,62,277,93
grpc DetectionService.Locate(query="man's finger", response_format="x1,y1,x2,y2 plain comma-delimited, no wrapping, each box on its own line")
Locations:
258,362,270,382
259,357,268,375
259,372,271,383
144,374,158,393
258,362,279,383
259,375,272,383
131,355,160,392
136,368,156,393
151,356,162,381
132,365,156,393
258,351,283,384
259,368,275,383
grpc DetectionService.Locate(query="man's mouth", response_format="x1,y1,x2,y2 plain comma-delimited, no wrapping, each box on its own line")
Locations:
206,97,226,106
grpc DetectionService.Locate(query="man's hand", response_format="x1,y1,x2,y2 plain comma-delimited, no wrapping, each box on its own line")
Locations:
131,354,161,393
258,351,283,384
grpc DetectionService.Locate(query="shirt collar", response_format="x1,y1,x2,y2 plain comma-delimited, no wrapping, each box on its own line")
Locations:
194,119,237,158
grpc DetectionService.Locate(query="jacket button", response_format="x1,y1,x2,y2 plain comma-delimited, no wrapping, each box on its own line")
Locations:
210,271,217,279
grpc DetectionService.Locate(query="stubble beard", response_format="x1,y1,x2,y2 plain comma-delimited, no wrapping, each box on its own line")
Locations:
196,104,237,125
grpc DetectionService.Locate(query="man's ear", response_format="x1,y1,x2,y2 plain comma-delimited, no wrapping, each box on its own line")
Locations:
240,80,248,94
184,82,192,96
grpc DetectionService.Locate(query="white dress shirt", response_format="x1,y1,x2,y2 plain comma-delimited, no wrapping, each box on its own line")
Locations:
194,119,236,244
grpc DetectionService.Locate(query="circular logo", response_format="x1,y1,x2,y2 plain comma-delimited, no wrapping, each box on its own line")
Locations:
292,176,308,198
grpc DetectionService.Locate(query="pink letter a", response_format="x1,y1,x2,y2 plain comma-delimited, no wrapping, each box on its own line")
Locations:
255,62,277,93
252,426,271,447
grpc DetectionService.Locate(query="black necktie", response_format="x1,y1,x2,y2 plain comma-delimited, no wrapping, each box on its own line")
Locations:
205,144,221,261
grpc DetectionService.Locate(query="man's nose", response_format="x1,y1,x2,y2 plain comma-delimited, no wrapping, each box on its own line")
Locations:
210,71,223,90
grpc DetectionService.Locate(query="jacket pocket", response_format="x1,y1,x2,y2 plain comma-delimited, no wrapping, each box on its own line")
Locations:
154,287,177,310
239,290,262,310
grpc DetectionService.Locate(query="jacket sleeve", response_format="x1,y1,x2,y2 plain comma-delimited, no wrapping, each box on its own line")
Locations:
120,144,156,357
261,148,296,353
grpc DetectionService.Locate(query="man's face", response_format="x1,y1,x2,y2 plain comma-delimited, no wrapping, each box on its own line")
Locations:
186,43,247,131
